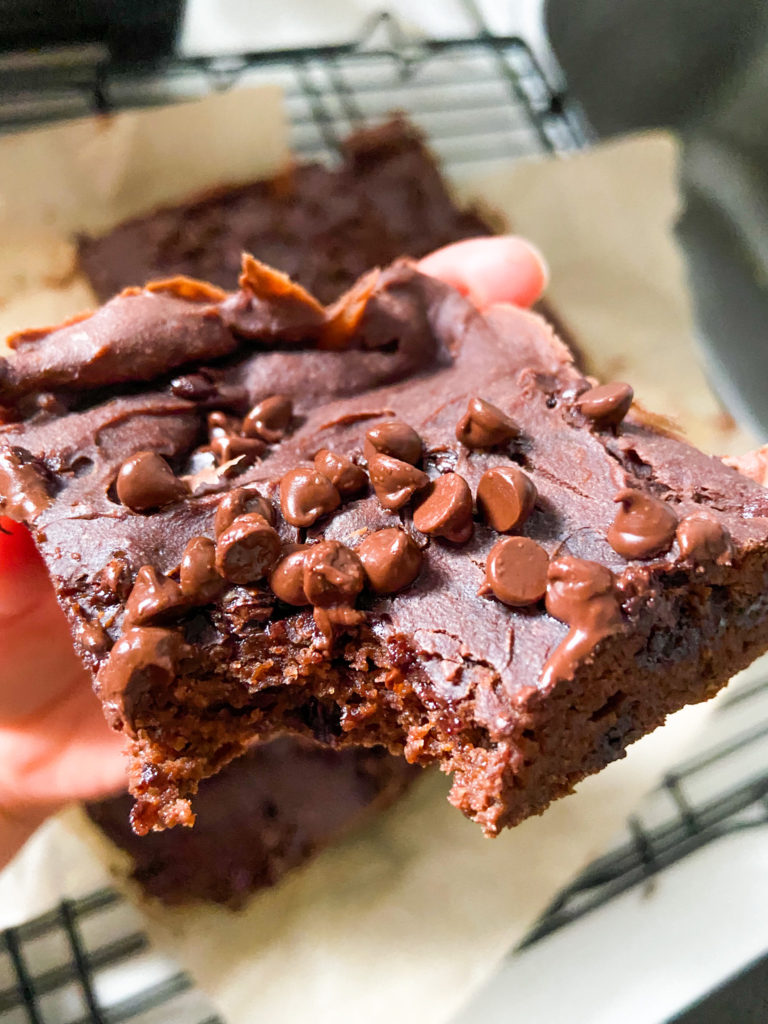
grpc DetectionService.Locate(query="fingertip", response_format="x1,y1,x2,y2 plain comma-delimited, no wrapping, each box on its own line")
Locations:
418,235,549,310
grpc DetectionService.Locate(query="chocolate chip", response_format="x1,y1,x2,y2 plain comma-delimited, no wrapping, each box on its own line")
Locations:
482,536,549,607
313,449,368,498
676,512,731,564
0,445,52,520
169,372,216,402
541,556,623,687
214,487,275,538
357,528,422,594
242,394,293,443
368,453,429,510
364,421,422,466
607,488,677,560
210,434,265,466
476,465,537,534
280,467,341,527
98,626,186,728
413,472,474,543
312,603,365,648
76,619,110,656
126,565,188,625
545,556,621,627
207,411,241,437
456,397,518,449
215,512,281,584
95,556,131,603
576,382,633,428
303,540,365,607
269,545,310,605
115,452,187,512
180,536,226,602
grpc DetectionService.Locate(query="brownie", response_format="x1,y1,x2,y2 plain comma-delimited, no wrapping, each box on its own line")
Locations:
86,737,416,907
3,259,768,837
77,117,494,305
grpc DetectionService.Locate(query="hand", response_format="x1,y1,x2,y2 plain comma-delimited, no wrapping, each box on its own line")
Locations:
0,236,548,868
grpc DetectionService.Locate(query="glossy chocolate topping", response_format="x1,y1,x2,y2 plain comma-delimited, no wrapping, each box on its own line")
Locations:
0,446,51,520
214,487,274,537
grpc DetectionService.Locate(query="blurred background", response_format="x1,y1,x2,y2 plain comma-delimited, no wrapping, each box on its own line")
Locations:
0,3,767,1023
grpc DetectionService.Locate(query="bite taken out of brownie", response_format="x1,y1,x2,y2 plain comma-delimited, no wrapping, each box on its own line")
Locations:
3,257,768,837
86,737,417,907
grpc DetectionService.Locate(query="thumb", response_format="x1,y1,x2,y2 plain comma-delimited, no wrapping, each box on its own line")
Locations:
418,235,549,310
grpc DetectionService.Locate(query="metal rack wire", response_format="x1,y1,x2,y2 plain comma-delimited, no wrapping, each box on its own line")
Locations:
1,5,766,1022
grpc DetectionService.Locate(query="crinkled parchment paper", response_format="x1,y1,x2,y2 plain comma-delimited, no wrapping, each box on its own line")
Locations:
0,89,750,1023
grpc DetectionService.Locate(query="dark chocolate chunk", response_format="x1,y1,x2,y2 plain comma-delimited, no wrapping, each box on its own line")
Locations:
357,528,422,594
413,472,474,543
476,465,537,534
607,488,678,560
368,453,429,510
456,397,517,449
482,536,549,607
115,452,187,512
214,513,281,584
280,467,341,527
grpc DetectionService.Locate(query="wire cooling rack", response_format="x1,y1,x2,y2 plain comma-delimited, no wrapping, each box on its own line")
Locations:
1,4,766,1022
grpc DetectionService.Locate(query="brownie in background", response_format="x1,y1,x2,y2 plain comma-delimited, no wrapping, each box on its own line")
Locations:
87,738,417,907
77,116,494,303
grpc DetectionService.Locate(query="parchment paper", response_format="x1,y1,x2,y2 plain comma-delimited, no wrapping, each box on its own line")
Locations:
0,90,751,1023
457,133,756,455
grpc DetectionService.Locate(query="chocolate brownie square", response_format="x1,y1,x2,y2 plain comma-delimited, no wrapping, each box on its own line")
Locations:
3,257,768,836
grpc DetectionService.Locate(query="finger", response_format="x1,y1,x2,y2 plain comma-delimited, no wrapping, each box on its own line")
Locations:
0,518,93,720
0,677,126,810
418,235,549,310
